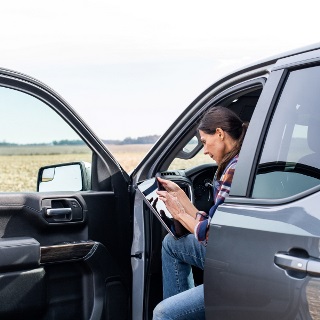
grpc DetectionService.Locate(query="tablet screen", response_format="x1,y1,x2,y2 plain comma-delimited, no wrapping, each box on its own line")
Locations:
137,177,190,239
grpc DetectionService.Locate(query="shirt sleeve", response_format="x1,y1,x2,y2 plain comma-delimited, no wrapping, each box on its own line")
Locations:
194,161,237,244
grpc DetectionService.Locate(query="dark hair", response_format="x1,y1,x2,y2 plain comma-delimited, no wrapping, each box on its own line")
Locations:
197,106,248,179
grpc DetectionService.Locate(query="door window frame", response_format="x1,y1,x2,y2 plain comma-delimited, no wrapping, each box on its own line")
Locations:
229,51,320,205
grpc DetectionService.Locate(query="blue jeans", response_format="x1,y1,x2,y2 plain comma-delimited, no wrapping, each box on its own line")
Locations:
153,234,206,320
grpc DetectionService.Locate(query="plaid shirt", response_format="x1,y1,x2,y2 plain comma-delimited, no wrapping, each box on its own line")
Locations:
194,155,238,245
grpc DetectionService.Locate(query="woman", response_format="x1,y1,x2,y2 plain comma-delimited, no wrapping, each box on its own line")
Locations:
153,106,248,319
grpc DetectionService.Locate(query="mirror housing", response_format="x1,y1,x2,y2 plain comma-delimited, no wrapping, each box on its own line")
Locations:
37,162,91,192
176,132,202,159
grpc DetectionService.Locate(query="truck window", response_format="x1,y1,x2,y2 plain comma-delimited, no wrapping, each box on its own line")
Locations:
252,66,320,199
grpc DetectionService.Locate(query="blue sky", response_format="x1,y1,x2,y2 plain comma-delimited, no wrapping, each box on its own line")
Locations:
0,0,319,141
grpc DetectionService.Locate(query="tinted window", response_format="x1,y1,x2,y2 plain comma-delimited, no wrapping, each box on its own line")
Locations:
252,66,320,199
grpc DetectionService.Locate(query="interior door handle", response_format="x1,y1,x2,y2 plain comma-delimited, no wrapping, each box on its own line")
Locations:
42,198,83,222
274,253,320,276
45,208,72,216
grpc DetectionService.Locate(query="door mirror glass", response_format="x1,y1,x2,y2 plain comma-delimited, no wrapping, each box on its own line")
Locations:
169,134,211,170
176,135,202,160
37,162,91,192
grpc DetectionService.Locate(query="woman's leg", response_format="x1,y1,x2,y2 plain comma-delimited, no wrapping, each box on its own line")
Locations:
153,284,205,320
161,234,206,299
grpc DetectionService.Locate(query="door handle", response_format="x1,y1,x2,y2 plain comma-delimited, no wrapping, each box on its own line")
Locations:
42,198,83,222
274,253,307,272
45,208,72,217
274,253,320,276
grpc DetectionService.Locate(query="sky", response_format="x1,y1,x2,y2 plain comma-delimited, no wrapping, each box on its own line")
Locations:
0,1,319,141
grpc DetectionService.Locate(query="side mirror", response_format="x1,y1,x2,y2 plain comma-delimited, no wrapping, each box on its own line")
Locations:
37,162,91,192
176,133,202,159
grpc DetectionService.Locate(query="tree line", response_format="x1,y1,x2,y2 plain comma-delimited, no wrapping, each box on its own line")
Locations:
0,135,160,146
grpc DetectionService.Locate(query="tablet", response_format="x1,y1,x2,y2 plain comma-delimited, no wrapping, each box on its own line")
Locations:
136,177,190,240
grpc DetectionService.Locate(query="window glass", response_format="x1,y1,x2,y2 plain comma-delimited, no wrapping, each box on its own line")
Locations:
252,66,320,199
0,87,92,192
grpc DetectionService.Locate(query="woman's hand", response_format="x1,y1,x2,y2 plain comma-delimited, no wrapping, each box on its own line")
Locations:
156,177,198,218
157,190,198,234
156,177,181,193
157,191,185,221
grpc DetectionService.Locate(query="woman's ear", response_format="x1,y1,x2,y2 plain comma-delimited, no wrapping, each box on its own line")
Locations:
216,128,224,140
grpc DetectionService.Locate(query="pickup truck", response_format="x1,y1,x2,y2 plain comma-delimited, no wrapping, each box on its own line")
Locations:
0,42,319,319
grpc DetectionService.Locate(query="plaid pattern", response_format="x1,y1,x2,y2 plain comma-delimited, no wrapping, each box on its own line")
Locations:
195,155,238,245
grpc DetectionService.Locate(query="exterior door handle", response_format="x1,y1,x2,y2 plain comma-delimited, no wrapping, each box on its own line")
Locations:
274,253,320,276
45,208,72,217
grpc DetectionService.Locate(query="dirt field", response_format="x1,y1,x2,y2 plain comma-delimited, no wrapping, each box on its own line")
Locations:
0,144,209,192
0,144,152,192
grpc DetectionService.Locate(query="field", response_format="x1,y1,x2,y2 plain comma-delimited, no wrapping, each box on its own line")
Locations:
0,144,210,192
0,144,153,192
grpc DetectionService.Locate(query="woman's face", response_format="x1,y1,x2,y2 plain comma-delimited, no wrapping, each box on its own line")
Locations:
199,129,227,165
